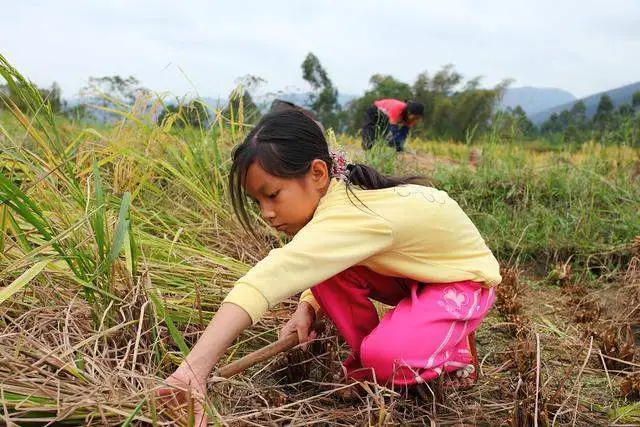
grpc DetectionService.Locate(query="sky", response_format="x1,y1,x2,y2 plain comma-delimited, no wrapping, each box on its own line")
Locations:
1,0,639,101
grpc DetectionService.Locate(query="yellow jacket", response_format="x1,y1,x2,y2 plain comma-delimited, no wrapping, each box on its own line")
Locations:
224,179,501,324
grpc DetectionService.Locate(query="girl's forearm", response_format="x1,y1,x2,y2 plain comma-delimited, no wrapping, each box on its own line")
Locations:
177,302,252,380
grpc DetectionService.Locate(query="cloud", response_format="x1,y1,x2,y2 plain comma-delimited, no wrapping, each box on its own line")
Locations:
1,0,638,100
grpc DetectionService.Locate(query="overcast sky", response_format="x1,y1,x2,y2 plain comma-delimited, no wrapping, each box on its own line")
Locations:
1,0,639,100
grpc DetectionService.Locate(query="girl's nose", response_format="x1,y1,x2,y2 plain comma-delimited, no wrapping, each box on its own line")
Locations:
261,207,276,220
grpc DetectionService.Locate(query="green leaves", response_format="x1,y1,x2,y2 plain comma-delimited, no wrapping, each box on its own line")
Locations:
0,259,48,305
92,158,106,264
146,281,190,357
107,192,131,267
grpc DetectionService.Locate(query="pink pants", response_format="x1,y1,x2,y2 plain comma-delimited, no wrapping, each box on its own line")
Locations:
311,266,495,386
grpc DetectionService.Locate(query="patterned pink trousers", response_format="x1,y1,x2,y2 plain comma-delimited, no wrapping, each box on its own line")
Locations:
311,266,495,385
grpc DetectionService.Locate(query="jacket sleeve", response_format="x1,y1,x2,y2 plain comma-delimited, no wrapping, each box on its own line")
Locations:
222,205,394,324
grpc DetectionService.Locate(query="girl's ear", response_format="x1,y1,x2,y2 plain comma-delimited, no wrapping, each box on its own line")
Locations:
308,158,329,188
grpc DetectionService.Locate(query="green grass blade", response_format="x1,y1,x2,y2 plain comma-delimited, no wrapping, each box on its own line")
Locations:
121,397,146,427
0,204,6,253
0,172,52,240
92,157,106,263
147,288,190,357
126,215,137,277
5,210,32,253
0,260,48,304
106,192,131,267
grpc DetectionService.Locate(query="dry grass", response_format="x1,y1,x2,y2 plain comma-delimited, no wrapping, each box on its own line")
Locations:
2,259,639,425
2,57,640,425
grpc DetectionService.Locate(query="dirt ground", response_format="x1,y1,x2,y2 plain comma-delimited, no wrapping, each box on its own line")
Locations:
206,259,640,426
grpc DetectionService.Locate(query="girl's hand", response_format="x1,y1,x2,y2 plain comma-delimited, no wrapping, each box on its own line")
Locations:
157,367,208,426
155,303,251,425
279,301,316,350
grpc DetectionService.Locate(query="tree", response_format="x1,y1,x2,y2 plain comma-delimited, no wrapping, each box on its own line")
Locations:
410,65,463,138
538,101,591,142
570,101,586,127
618,104,634,117
83,75,144,104
368,74,413,99
558,109,572,129
302,53,332,92
344,65,509,141
448,78,510,141
496,105,536,142
158,99,210,129
79,75,147,123
430,64,462,96
64,103,94,121
222,75,264,126
184,100,209,128
301,53,341,131
541,112,562,134
42,82,63,112
632,90,640,109
411,72,435,125
223,90,261,125
0,81,63,114
512,105,535,136
593,94,614,131
563,122,580,143
157,104,179,127
412,66,508,140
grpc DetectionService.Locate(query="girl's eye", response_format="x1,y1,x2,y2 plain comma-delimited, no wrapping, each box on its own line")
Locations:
268,191,279,199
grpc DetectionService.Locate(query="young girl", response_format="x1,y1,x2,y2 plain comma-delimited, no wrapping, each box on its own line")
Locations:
362,99,424,152
160,109,500,424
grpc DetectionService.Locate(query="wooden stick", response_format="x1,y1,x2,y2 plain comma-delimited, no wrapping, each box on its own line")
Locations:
216,321,325,378
217,333,300,378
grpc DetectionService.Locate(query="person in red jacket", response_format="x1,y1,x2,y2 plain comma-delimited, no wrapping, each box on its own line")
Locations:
362,99,424,152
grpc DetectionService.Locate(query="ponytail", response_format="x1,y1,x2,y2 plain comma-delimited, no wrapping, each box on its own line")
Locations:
346,163,423,190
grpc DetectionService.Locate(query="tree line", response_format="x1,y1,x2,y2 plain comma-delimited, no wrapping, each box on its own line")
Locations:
0,81,63,114
296,53,639,146
536,92,640,145
2,54,639,146
299,53,510,142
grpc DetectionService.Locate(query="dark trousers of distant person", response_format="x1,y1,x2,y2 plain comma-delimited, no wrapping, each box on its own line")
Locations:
361,105,408,152
361,105,390,150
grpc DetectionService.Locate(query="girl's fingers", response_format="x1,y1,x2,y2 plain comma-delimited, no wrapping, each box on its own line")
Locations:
157,385,184,397
156,387,182,408
299,330,317,351
296,323,309,343
157,388,207,425
279,321,295,340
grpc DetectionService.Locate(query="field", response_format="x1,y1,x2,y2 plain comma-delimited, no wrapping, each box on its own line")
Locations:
2,62,640,426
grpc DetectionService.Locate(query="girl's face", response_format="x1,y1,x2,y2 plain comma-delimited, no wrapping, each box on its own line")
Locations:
244,159,330,237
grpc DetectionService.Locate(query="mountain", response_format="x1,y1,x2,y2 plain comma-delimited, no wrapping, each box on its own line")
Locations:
530,81,640,124
500,87,576,116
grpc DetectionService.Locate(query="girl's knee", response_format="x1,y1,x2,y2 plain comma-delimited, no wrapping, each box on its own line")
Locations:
359,333,396,383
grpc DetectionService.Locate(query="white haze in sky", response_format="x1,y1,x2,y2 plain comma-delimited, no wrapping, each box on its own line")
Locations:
1,0,639,100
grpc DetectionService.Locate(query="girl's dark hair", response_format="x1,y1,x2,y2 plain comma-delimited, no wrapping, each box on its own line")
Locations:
269,99,317,119
268,99,325,133
229,109,422,234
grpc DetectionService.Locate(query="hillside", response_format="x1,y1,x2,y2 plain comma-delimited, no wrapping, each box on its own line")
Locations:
531,80,640,124
500,86,576,116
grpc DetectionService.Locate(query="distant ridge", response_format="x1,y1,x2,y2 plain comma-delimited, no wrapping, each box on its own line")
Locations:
530,81,640,124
